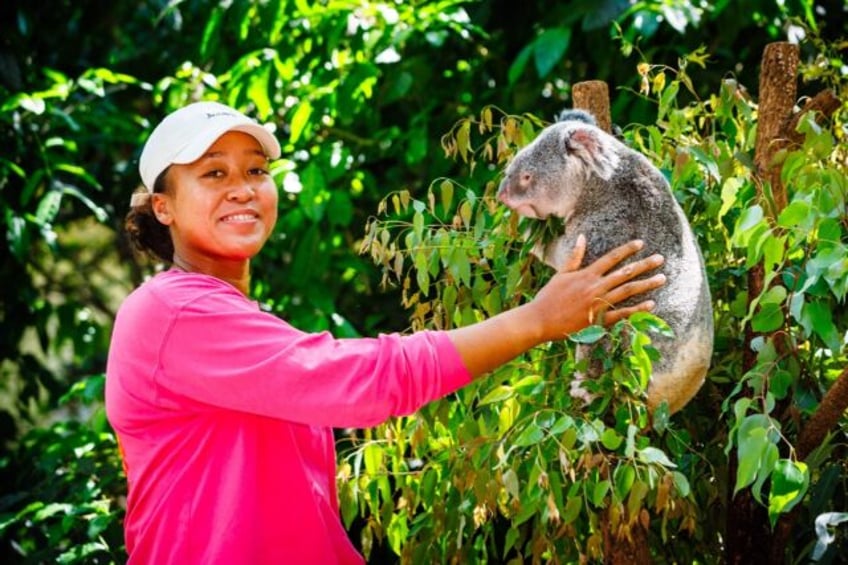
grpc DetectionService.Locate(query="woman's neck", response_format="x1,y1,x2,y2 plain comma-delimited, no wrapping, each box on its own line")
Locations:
171,253,251,295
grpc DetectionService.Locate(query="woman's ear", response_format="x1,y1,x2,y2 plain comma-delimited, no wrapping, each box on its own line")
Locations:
151,193,173,226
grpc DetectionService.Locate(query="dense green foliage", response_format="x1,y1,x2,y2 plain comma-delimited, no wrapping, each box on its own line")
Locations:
1,0,845,562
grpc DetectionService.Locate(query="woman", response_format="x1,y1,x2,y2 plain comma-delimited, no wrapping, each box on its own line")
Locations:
106,101,665,564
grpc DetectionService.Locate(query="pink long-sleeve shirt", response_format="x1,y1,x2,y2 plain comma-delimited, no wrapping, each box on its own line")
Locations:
105,270,471,564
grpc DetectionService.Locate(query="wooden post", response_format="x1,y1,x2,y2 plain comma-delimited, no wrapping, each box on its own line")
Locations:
753,42,799,217
572,80,612,133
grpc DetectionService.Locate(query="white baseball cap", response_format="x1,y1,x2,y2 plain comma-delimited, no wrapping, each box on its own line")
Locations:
134,101,281,204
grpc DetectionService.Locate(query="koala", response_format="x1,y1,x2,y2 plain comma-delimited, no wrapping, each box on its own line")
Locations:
497,109,713,414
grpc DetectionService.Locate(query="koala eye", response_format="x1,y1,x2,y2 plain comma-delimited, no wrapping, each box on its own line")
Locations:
521,172,532,183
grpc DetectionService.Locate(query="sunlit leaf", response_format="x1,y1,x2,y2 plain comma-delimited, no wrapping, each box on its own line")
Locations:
768,460,809,527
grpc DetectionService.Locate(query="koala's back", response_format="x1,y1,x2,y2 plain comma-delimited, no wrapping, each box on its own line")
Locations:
544,148,713,413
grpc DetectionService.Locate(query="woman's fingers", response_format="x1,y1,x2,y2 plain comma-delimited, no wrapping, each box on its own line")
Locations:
601,253,665,292
589,252,666,325
603,271,666,306
599,300,658,326
587,239,645,275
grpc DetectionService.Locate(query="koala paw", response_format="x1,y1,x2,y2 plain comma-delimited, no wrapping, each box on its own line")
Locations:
569,378,595,405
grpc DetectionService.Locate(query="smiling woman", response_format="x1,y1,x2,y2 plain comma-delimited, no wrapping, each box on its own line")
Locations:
150,132,279,292
106,100,664,564
126,102,281,293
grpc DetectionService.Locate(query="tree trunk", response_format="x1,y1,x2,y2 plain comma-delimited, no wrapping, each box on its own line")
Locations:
752,41,799,217
729,41,799,565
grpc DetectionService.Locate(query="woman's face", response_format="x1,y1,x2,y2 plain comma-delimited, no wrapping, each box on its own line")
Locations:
152,131,278,269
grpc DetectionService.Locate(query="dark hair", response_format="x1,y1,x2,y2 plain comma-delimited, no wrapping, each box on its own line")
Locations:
124,169,174,263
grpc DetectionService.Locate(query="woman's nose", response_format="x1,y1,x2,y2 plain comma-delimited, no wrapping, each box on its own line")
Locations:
227,184,255,201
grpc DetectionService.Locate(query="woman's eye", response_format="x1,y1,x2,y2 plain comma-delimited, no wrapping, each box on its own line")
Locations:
249,167,270,176
203,169,225,178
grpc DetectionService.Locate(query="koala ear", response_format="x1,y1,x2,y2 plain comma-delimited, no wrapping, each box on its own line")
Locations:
562,125,620,181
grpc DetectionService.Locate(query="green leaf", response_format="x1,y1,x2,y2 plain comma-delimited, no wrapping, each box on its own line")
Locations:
363,444,383,475
35,190,63,225
59,183,108,221
533,28,571,78
752,302,784,333
777,199,812,229
658,80,680,119
248,64,273,118
439,180,454,214
414,251,430,295
592,479,611,507
507,43,534,85
33,502,70,521
561,495,582,524
719,177,743,219
601,428,623,450
734,414,775,495
732,205,764,246
289,100,313,144
751,442,779,504
628,312,674,337
801,301,841,352
479,385,514,406
614,465,636,500
769,370,793,400
672,471,691,497
516,373,544,389
419,468,438,502
549,415,574,436
768,460,809,527
200,6,225,59
503,527,520,557
569,325,606,344
637,446,676,468
513,420,544,447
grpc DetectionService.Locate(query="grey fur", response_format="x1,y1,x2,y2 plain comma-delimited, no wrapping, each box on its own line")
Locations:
497,111,714,414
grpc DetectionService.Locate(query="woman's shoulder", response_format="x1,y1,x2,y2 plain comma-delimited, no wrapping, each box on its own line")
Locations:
129,270,250,312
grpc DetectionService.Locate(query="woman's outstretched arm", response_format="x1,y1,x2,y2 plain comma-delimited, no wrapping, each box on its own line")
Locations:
447,236,666,378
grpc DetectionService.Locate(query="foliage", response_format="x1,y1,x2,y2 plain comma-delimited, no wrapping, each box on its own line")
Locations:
0,376,124,564
1,0,845,562
353,37,848,561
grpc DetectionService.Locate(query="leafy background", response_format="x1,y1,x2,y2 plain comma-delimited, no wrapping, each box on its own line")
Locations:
1,1,846,563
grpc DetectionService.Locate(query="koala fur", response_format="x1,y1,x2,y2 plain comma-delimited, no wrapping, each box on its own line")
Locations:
497,109,713,414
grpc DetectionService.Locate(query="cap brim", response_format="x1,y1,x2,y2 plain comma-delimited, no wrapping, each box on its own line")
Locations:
171,122,282,165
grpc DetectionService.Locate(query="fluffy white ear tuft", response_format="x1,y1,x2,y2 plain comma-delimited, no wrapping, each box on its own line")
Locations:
563,126,620,181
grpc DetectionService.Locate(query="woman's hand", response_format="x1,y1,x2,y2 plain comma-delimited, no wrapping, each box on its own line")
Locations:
529,234,666,343
447,235,666,378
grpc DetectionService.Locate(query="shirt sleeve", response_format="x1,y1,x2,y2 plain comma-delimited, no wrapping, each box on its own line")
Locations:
154,287,471,427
